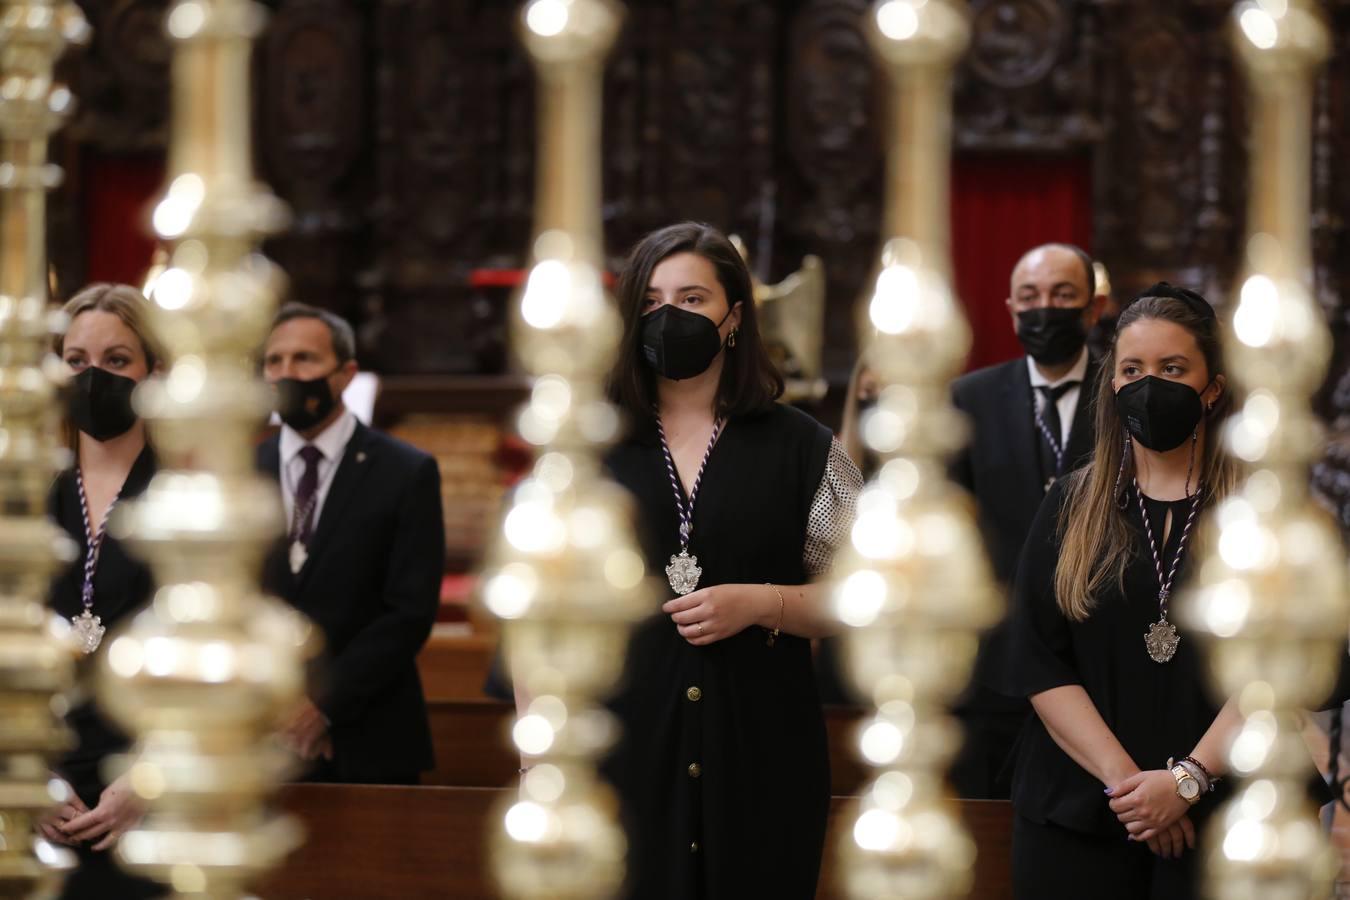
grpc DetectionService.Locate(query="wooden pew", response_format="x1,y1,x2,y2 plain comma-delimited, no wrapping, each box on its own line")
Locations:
259,784,1013,900
423,699,871,797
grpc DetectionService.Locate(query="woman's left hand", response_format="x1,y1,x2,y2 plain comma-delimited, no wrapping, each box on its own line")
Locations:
664,584,770,647
1107,769,1191,840
61,773,145,851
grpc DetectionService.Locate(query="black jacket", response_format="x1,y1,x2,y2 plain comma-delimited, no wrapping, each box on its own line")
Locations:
951,354,1100,585
258,421,444,782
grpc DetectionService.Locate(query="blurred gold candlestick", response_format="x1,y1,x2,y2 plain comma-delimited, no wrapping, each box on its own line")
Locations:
1180,2,1347,899
0,2,87,896
476,1,653,898
92,0,313,895
828,2,998,899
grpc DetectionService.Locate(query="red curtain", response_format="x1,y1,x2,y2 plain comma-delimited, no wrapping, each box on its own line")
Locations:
81,152,164,291
951,154,1094,373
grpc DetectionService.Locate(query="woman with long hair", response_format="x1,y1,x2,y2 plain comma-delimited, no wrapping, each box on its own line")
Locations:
41,283,166,899
993,283,1241,898
593,221,861,898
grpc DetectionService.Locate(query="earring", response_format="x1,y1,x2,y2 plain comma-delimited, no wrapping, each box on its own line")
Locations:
727,329,738,349
1184,428,1198,498
1114,429,1131,508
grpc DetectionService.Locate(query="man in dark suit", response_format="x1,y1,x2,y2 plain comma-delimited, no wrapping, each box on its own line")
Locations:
949,243,1104,799
257,302,444,784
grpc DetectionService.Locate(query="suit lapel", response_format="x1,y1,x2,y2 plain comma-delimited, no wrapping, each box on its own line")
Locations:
999,359,1042,495
296,423,374,586
256,434,291,592
1065,357,1100,467
258,434,281,482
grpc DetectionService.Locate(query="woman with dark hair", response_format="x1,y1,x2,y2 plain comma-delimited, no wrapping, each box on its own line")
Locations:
597,221,861,899
992,283,1241,898
42,283,166,898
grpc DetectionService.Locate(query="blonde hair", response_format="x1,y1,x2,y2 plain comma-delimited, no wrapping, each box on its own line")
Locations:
56,283,166,372
1053,296,1239,621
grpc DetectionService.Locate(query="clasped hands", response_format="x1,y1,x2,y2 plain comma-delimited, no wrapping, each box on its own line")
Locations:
37,774,143,851
663,584,771,647
1106,769,1194,859
279,698,333,762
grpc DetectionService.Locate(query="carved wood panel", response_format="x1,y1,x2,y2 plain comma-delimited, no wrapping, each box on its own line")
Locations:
46,0,1350,446
255,0,371,327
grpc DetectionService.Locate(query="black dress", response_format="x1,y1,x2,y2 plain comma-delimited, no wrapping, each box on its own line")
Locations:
48,448,164,900
989,477,1229,899
601,403,838,900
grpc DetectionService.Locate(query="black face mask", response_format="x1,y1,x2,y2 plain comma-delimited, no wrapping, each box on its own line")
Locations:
68,366,139,442
1115,376,1207,452
1016,307,1088,366
639,304,733,381
274,371,339,432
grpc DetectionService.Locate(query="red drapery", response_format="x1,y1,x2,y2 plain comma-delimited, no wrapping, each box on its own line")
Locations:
951,154,1094,373
81,152,164,291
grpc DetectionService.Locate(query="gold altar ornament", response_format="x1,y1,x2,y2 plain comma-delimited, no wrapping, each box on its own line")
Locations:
1178,2,1348,899
477,1,653,898
829,2,1000,899
92,0,316,895
729,235,828,403
0,1,87,896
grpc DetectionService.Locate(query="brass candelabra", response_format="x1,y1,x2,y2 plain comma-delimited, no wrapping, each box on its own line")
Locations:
1180,2,1348,898
828,2,999,898
477,1,653,898
0,2,87,897
92,0,314,895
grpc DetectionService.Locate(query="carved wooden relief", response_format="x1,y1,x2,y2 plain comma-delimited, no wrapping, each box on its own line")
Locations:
955,0,1103,150
256,0,371,327
44,0,1350,473
779,0,884,375
68,0,172,151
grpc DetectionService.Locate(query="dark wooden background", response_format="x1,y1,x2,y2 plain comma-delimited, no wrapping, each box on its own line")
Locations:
50,0,1350,523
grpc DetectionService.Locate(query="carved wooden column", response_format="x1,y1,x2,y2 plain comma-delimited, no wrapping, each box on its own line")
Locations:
255,0,370,335
781,0,884,378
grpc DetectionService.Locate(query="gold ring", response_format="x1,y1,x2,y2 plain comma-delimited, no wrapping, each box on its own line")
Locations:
697,623,705,635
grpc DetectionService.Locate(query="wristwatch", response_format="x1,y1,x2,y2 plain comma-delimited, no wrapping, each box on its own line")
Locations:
1171,763,1201,805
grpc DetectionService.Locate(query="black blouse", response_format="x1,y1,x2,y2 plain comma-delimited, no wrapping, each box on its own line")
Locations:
989,478,1229,837
47,448,156,808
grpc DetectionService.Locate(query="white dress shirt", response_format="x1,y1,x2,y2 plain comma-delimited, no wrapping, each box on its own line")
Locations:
280,409,358,538
1026,348,1090,447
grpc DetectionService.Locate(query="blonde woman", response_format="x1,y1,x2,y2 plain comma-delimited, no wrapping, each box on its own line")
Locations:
42,283,165,899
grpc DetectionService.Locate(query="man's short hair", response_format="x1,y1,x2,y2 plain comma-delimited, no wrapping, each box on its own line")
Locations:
1015,243,1096,298
270,302,356,365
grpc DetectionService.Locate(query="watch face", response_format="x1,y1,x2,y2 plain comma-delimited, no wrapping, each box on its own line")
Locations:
1179,777,1200,800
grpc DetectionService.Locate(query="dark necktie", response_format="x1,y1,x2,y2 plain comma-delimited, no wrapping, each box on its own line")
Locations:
292,444,324,545
1035,381,1080,478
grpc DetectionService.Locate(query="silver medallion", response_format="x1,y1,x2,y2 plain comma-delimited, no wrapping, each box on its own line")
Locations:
289,540,308,575
1145,618,1179,663
71,609,106,655
665,550,701,596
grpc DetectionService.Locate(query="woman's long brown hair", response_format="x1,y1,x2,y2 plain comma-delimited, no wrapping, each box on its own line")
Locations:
1053,295,1239,621
607,221,783,422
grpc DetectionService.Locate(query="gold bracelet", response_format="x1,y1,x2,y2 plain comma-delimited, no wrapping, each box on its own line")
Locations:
765,583,784,647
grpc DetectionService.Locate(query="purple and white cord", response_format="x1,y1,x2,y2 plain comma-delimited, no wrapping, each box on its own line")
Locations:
654,413,723,551
75,468,116,614
1134,479,1203,620
1034,407,1065,474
